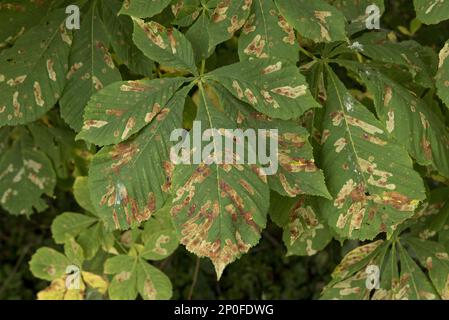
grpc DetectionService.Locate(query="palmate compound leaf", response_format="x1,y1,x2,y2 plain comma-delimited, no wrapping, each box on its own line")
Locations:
30,247,108,300
275,0,347,43
214,82,331,198
170,82,270,279
344,62,449,178
88,85,193,230
0,9,71,127
237,0,299,63
321,238,440,300
77,77,186,146
59,0,122,132
321,68,426,240
206,59,322,120
104,254,172,300
207,0,252,50
436,41,449,109
99,0,154,77
269,192,332,256
414,0,449,25
0,136,56,215
119,0,172,18
132,18,198,76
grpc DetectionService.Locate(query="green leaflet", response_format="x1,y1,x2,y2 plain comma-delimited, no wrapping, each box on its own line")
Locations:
207,59,321,120
270,193,332,256
99,0,154,77
275,0,347,43
329,0,385,35
0,9,71,127
414,0,449,25
104,254,172,300
171,83,270,279
321,68,426,240
59,1,121,132
350,63,449,178
132,18,198,75
88,85,192,230
237,0,299,63
171,0,202,27
207,0,252,50
74,176,96,213
77,77,185,146
105,255,137,299
64,237,85,266
136,258,172,300
215,83,330,198
141,204,179,260
118,0,172,18
185,10,214,62
29,247,71,281
436,41,449,109
0,137,56,215
0,0,50,49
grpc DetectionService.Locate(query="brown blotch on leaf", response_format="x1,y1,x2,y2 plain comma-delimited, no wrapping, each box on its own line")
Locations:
211,0,230,23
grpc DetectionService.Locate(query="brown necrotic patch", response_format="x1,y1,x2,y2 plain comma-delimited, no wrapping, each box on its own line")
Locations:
211,0,230,23
277,15,295,45
109,142,139,173
7,75,27,86
279,173,301,196
33,82,45,107
135,19,166,49
66,62,83,79
120,81,152,92
271,85,307,98
46,59,57,81
162,161,174,192
244,34,268,58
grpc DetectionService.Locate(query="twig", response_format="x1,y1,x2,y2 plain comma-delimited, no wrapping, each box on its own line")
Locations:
187,257,201,300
